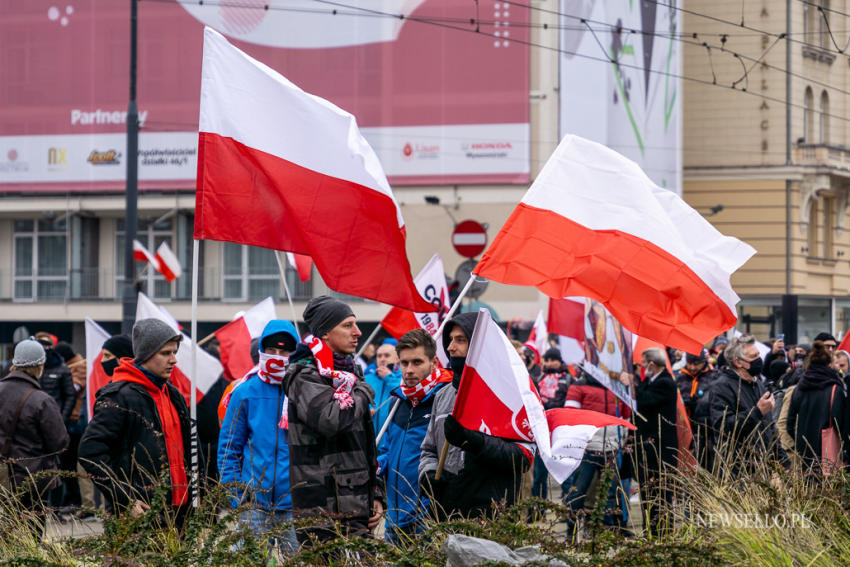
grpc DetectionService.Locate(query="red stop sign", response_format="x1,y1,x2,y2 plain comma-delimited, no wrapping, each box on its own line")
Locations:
452,220,488,258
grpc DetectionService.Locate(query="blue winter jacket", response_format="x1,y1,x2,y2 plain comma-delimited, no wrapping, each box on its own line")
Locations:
366,366,402,435
377,381,448,530
217,320,299,511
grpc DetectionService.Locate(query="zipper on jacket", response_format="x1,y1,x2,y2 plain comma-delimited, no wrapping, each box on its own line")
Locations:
271,386,283,507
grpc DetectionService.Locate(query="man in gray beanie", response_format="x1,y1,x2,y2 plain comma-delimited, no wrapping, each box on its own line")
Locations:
283,296,385,543
80,319,193,522
0,339,69,536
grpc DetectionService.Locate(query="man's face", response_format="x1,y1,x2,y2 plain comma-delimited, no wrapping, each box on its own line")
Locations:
101,349,117,362
264,346,291,357
795,346,807,357
685,360,706,375
362,343,376,359
322,315,361,355
447,327,469,357
399,346,436,388
737,344,760,378
823,339,838,353
542,358,561,371
835,354,849,374
376,344,399,369
141,340,179,379
640,356,655,376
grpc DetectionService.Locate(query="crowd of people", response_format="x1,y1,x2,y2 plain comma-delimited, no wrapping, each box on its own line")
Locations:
2,299,849,554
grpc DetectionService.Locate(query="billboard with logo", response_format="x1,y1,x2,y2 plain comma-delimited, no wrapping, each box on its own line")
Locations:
0,1,530,193
559,0,681,193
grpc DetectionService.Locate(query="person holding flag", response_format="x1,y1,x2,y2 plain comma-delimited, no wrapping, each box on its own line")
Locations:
218,319,300,557
282,296,385,543
377,329,452,545
418,312,532,520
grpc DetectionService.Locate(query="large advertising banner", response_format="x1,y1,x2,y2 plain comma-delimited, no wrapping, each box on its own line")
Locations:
559,0,681,193
0,1,530,193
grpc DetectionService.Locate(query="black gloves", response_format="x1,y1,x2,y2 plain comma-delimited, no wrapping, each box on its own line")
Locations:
444,415,485,452
419,469,456,504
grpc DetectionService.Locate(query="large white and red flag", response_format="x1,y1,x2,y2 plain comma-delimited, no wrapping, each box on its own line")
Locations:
381,253,450,339
522,310,547,363
194,27,433,313
84,318,112,418
286,252,313,282
136,292,223,402
474,135,756,353
214,297,278,381
454,309,635,482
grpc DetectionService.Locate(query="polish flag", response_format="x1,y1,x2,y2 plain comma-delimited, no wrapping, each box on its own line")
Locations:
549,297,585,364
522,310,547,364
475,135,756,353
454,309,635,482
133,239,158,267
381,253,450,338
84,318,113,418
214,297,278,381
286,252,313,282
154,241,183,282
136,292,223,401
194,27,433,313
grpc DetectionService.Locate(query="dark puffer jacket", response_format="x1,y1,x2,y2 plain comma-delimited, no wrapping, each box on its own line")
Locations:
0,370,69,497
39,350,76,422
78,359,193,513
282,344,384,541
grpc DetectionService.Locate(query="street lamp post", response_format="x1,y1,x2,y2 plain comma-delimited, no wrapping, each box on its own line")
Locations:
122,0,139,334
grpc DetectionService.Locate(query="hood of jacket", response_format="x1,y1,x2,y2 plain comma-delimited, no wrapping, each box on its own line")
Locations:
259,319,300,353
797,363,844,392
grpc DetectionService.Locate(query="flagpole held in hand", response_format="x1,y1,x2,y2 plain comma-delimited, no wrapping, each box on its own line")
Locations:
375,398,401,445
274,251,301,338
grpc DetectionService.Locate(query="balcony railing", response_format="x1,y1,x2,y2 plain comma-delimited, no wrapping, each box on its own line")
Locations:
0,267,317,303
794,143,850,171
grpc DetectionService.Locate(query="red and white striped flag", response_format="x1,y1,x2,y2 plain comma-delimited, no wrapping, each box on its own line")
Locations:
194,27,433,313
549,297,585,365
154,241,183,282
133,239,158,266
522,310,547,363
136,292,222,401
475,135,756,353
84,318,112,418
286,252,313,282
214,297,277,381
381,253,450,339
454,309,635,482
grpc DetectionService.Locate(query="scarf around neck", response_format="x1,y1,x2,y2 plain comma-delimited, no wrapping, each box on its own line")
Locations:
401,367,452,407
305,335,358,409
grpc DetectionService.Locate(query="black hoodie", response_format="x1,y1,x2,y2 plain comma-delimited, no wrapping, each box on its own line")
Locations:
787,364,850,469
441,312,478,387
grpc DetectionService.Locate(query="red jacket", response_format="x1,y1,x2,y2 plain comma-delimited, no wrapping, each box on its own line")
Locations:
565,382,631,419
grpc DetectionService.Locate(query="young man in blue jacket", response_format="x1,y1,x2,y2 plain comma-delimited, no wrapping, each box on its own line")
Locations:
218,319,299,556
377,329,451,544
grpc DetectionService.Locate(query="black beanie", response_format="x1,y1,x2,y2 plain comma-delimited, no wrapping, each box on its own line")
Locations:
542,347,563,362
814,332,837,344
102,334,134,359
303,295,355,338
53,342,76,363
262,331,297,352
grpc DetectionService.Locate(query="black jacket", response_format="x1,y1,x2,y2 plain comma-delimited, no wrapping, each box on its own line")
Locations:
534,368,571,410
635,369,679,470
786,365,849,470
78,363,193,513
709,367,781,459
0,371,69,493
675,367,716,418
39,350,76,422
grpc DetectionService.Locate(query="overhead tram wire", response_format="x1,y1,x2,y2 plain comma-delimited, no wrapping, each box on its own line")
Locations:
137,0,850,125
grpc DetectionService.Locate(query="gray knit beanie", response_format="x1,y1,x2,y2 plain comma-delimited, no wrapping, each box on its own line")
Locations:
132,319,181,364
12,339,46,368
303,295,355,338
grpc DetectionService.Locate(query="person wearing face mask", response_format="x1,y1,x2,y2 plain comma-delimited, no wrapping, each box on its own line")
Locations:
709,334,787,474
418,312,534,520
99,335,134,378
218,319,300,557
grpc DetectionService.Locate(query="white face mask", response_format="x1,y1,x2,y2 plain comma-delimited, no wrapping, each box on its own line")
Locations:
258,351,289,382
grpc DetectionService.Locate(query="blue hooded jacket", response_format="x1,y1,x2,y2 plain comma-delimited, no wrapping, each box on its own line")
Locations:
376,376,449,530
366,366,402,435
218,319,299,511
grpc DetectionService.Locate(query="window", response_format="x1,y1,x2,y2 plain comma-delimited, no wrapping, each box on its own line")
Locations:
116,217,175,299
820,1,830,49
820,90,830,143
823,196,834,258
222,244,312,301
13,218,68,300
804,87,815,143
808,196,818,257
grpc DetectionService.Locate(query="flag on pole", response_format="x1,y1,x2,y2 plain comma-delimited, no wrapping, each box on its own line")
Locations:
522,310,547,363
215,297,278,381
454,309,635,482
285,252,313,282
84,318,112,418
381,253,450,338
136,292,222,401
194,27,433,313
133,239,158,265
154,241,183,282
474,135,756,353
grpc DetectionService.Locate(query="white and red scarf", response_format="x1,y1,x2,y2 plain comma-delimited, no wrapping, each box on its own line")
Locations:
401,367,453,407
305,335,358,410
256,351,290,429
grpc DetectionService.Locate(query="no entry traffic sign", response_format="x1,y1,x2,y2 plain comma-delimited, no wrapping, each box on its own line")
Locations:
452,220,488,258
